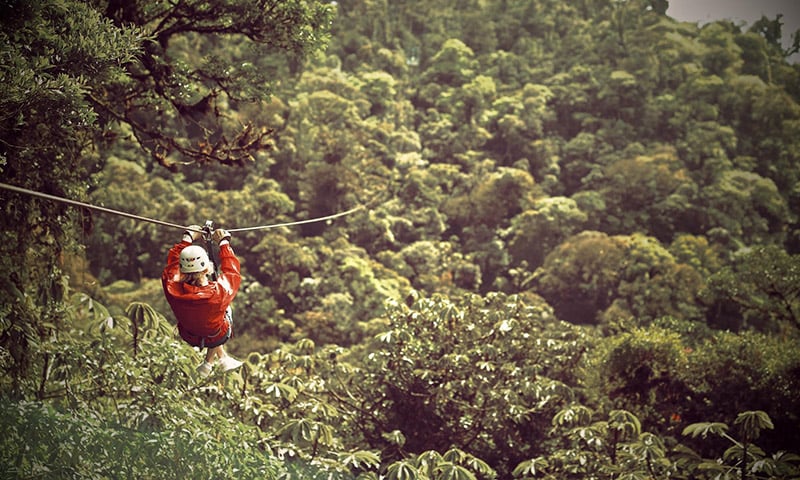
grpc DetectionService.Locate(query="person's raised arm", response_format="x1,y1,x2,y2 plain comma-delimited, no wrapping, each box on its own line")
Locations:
213,228,241,293
163,225,202,278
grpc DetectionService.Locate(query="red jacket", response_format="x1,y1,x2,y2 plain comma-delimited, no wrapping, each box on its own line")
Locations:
162,241,241,347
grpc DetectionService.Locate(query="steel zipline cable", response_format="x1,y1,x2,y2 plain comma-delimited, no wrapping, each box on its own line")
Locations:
0,181,365,233
227,205,363,232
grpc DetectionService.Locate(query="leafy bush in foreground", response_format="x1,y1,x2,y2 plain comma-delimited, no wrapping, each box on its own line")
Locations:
0,400,281,480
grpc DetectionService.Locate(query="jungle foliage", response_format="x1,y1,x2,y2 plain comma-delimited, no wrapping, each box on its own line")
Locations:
2,0,800,478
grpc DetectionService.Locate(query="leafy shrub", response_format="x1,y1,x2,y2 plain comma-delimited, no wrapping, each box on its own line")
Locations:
0,399,282,479
325,291,589,477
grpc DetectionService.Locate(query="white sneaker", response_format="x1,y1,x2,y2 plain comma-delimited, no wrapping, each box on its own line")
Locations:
196,361,213,378
218,356,243,372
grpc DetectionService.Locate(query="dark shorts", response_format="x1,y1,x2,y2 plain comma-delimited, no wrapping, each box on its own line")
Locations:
182,307,233,349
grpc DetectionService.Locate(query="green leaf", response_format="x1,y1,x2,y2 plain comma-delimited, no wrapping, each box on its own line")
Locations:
723,444,767,462
630,432,666,460
435,462,477,480
512,457,549,477
462,454,494,476
277,418,314,443
382,430,406,447
338,450,381,469
553,405,593,427
734,410,773,441
264,382,298,402
608,409,641,440
442,447,468,464
294,337,316,354
682,421,729,438
386,461,419,480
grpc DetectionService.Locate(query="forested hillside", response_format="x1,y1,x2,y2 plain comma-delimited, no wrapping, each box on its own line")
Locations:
2,0,800,478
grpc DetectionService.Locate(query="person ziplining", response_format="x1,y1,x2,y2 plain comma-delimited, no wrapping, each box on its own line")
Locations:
162,224,242,378
0,181,368,379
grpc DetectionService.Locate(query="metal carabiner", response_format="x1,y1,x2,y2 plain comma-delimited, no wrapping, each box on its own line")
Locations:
202,220,214,242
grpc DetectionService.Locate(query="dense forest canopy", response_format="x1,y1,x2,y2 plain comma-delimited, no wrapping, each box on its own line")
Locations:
2,0,800,478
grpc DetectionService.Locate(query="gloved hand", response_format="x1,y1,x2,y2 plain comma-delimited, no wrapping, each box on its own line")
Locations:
212,228,231,244
184,225,203,242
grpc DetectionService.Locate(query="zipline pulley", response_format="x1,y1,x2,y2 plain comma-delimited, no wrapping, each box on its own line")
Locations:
201,220,219,281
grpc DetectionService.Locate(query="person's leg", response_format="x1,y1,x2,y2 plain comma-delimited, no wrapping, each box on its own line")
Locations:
197,345,219,378
205,345,224,363
216,308,237,362
202,310,241,373
215,328,242,371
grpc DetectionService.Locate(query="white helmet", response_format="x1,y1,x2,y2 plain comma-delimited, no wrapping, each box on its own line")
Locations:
179,245,211,273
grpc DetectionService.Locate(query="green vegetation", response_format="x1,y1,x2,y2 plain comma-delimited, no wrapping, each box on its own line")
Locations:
2,0,800,478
